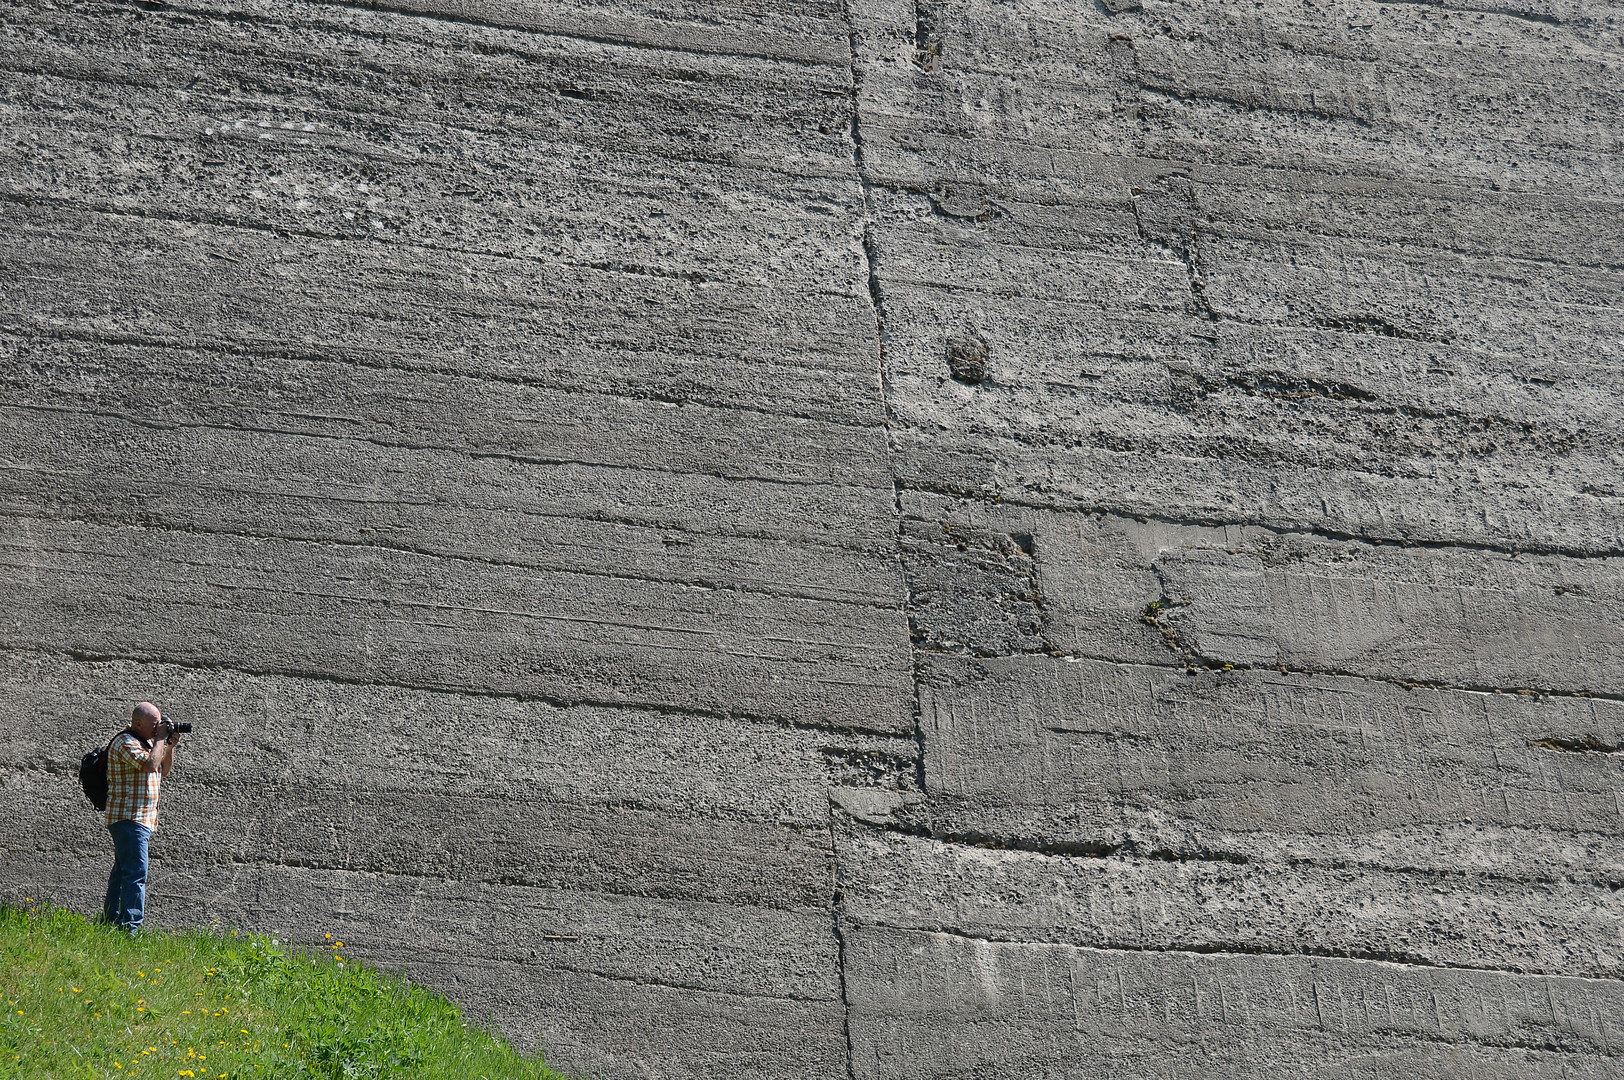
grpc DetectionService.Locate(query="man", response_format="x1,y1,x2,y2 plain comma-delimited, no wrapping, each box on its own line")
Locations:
104,702,181,933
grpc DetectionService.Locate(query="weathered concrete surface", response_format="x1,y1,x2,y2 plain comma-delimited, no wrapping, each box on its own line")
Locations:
845,925,1624,1080
3,0,1622,1076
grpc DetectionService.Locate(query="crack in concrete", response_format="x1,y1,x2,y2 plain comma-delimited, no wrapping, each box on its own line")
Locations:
1,760,888,832
307,0,851,67
1130,599,1624,702
837,159,1624,275
828,807,858,1080
922,636,1624,705
853,814,1624,888
1532,735,1624,755
0,843,839,916
878,818,1251,864
852,918,1624,985
2,194,867,309
899,484,1624,560
2,559,893,648
0,325,887,433
834,9,922,1079
513,963,838,1003
1,401,889,496
7,645,913,739
0,507,898,582
1371,0,1566,27
1130,176,1219,323
33,0,851,71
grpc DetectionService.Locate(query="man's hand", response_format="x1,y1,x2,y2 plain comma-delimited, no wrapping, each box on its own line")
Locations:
152,718,179,776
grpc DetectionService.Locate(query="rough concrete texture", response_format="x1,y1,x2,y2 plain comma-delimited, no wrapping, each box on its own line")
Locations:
1,0,1621,1076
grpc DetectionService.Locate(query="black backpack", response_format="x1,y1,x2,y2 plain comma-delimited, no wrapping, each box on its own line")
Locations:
79,730,131,812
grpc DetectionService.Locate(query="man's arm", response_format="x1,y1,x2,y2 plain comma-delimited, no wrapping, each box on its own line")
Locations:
158,730,179,777
115,733,153,772
148,728,180,776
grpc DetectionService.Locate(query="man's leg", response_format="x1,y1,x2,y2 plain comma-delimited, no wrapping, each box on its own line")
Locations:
108,821,151,932
103,826,123,925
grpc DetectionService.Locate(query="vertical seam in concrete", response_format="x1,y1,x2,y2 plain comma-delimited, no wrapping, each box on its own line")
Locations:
837,3,923,1077
837,0,926,795
827,808,858,1080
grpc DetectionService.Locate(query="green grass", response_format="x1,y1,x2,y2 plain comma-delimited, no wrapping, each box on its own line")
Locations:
0,902,564,1080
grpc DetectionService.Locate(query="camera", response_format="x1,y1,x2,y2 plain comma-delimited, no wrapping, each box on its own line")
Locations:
160,717,194,735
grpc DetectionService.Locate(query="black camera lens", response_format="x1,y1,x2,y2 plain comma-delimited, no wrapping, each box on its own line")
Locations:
170,722,194,734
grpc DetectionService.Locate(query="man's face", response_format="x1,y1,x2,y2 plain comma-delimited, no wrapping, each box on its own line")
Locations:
129,711,160,740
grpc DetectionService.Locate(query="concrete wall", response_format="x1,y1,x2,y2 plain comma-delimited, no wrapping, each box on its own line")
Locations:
2,0,1620,1076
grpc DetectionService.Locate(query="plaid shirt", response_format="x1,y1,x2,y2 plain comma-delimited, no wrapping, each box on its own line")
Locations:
106,733,163,831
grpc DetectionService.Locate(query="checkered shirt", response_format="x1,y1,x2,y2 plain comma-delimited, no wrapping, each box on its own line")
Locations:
105,733,162,831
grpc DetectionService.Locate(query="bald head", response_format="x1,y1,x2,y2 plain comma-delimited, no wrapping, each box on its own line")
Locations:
130,702,161,739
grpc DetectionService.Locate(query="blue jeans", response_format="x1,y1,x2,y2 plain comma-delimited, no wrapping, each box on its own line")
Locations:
104,820,151,932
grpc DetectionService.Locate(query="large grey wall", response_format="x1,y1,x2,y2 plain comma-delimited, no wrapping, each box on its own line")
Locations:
3,0,1622,1076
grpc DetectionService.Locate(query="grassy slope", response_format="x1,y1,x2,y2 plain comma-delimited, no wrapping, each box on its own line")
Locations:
0,904,564,1080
